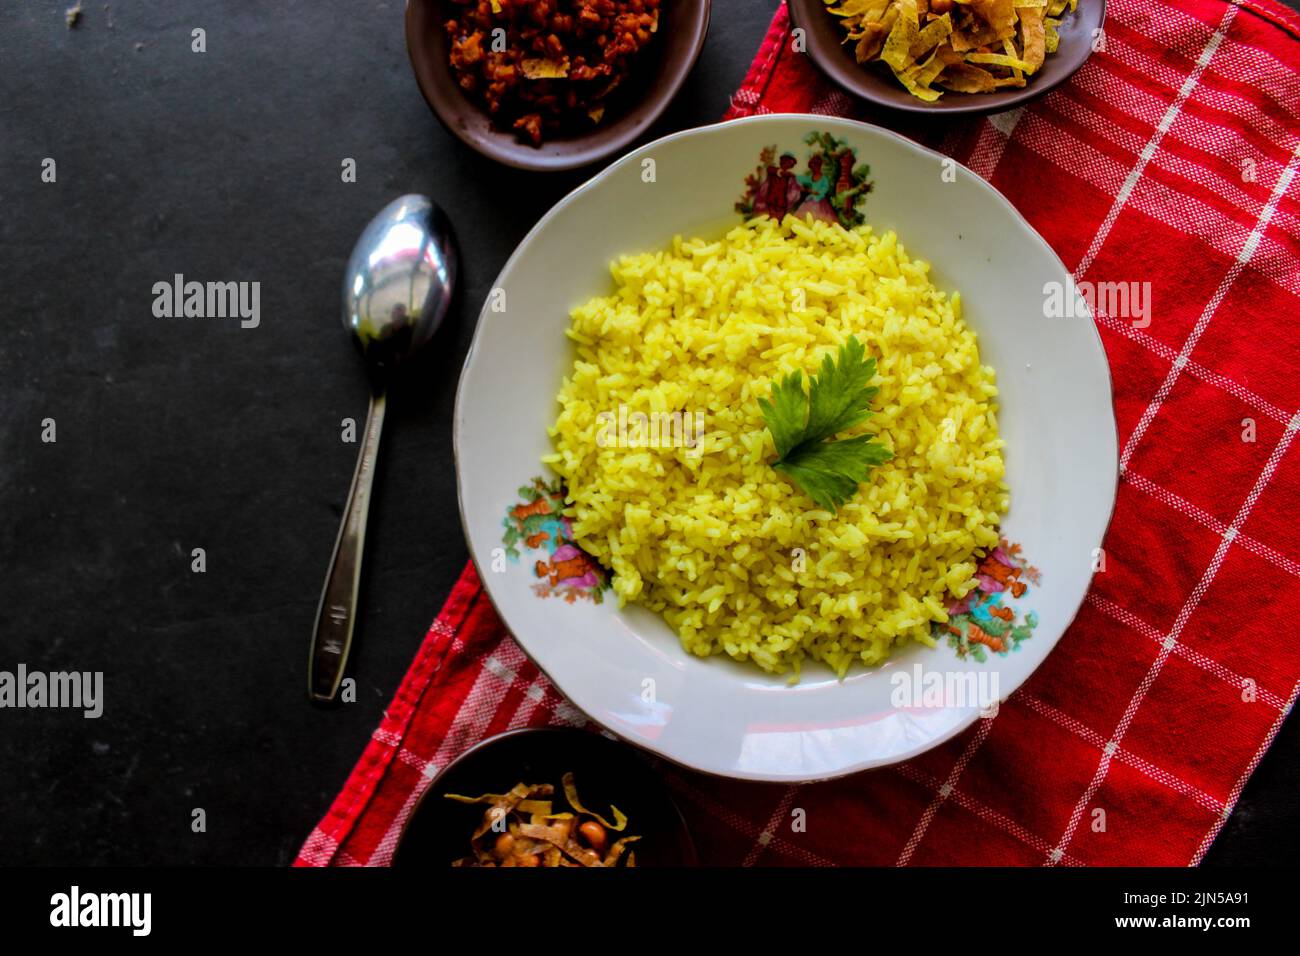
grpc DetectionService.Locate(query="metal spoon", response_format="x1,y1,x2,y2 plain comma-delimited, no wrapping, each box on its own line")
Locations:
309,194,457,703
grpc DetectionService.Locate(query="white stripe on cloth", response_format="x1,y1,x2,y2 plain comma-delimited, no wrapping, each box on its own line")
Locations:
1191,676,1300,864
1095,309,1294,427
660,766,837,866
1097,14,1300,134
697,736,1090,865
1050,80,1270,223
1050,410,1300,864
1139,0,1229,55
671,739,1086,865
1074,5,1237,281
897,763,1087,865
966,106,1024,182
1121,470,1300,581
296,826,339,867
1086,590,1289,712
896,716,996,866
505,669,588,731
1018,692,1227,815
743,785,802,866
1080,36,1299,158
1120,142,1300,470
1087,592,1289,711
1187,5,1300,114
1011,108,1300,296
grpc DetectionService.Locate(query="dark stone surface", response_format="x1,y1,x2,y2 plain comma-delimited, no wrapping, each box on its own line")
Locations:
0,0,1295,866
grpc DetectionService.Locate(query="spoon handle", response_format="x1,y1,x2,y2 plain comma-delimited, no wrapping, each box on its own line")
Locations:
309,390,387,703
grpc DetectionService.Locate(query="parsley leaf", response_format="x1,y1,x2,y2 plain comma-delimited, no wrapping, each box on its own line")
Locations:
757,336,893,512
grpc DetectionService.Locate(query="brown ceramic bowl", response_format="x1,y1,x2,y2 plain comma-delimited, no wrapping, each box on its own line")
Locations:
787,0,1106,116
405,0,711,171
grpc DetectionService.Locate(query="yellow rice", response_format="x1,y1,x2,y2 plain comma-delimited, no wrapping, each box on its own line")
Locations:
544,215,1008,678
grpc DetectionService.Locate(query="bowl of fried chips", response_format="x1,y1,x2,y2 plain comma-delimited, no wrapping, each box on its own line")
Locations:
392,727,697,867
788,0,1105,113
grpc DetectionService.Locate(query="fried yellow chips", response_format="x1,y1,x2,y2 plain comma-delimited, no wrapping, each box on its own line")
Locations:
824,0,1078,101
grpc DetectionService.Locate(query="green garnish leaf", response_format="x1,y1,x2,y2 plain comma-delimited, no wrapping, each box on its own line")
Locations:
758,336,892,512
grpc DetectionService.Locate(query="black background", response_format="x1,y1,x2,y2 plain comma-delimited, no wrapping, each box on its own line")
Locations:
1,0,1296,866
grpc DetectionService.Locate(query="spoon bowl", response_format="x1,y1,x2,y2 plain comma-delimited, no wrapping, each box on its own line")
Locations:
343,194,457,372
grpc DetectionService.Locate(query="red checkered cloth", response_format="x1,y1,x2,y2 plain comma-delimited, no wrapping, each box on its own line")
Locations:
298,0,1300,867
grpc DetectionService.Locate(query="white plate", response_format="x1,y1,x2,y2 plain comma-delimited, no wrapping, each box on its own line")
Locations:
454,114,1117,782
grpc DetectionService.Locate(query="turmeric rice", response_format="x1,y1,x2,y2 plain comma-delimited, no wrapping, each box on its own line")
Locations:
544,215,1007,678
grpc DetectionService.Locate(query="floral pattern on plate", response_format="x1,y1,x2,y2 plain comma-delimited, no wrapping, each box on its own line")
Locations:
937,540,1041,662
736,131,874,229
502,476,608,603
